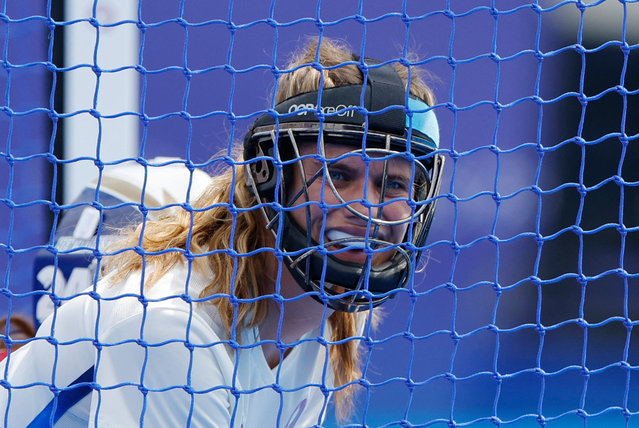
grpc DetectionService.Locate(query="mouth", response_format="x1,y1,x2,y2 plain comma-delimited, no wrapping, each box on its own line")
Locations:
323,229,396,266
325,230,368,249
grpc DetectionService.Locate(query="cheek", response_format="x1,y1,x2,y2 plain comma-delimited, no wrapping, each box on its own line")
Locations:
296,178,340,207
383,200,414,221
391,222,410,242
288,184,327,232
383,203,413,242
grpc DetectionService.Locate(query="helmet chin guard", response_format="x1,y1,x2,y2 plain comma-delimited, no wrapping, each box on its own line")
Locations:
244,59,445,312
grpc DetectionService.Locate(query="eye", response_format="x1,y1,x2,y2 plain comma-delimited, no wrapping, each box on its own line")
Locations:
382,176,411,196
385,180,405,190
327,167,350,182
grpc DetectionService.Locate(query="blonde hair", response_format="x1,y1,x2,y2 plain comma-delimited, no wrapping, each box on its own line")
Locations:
276,37,436,105
104,36,435,422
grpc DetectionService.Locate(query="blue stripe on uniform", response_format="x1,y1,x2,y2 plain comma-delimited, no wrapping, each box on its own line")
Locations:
27,366,94,427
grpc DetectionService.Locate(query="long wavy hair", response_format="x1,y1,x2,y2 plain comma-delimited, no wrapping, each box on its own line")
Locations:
103,36,435,422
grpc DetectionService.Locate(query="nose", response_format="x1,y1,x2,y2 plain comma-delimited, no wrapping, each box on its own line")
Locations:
334,177,411,245
322,154,416,228
339,176,405,224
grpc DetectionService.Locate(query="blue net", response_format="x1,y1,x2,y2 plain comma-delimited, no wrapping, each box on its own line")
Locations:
0,0,638,427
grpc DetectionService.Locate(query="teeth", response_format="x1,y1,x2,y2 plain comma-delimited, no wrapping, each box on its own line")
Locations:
326,230,366,249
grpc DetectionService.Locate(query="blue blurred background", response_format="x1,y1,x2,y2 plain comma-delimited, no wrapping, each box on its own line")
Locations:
0,0,637,426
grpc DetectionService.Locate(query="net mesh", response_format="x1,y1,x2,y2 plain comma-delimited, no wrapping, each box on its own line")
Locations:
0,0,638,426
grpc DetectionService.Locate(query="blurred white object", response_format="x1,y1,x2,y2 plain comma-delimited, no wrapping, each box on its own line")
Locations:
33,157,212,325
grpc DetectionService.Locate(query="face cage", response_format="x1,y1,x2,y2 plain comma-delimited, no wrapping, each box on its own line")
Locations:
245,123,445,312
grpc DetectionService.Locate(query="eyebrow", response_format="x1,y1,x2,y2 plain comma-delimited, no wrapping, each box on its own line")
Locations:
384,171,413,182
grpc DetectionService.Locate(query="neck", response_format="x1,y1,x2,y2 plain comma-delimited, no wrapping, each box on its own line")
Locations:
258,265,333,369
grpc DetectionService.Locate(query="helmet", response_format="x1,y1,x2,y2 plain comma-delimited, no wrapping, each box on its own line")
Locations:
243,59,444,312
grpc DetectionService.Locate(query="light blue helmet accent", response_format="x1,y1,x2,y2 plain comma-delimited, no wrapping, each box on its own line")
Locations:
406,97,439,150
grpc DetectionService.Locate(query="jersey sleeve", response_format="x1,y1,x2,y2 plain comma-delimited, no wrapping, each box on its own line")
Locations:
89,306,239,428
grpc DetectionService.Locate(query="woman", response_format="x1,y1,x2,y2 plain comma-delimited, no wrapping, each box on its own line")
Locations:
0,37,443,427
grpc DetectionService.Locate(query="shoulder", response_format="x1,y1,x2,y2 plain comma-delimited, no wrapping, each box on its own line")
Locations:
95,260,222,332
99,260,210,300
89,303,238,427
322,311,370,338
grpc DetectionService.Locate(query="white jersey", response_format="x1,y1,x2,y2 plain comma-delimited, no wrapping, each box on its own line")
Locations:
0,263,338,427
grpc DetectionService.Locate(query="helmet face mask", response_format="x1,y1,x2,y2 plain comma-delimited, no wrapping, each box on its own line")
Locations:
244,62,444,312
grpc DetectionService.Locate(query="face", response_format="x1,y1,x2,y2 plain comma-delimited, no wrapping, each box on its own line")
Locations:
287,141,425,267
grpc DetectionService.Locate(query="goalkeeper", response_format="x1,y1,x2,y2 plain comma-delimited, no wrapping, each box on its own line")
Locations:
0,37,443,427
